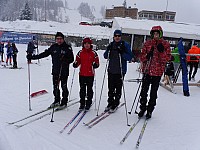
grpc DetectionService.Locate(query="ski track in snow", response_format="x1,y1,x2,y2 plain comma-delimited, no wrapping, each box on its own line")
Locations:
1,44,200,150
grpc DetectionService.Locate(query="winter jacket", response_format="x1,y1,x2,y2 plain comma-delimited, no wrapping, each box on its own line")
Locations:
104,40,133,74
140,38,171,76
187,46,200,62
0,44,4,53
12,46,18,55
171,47,180,63
75,48,99,76
32,41,74,76
5,44,13,56
27,41,37,53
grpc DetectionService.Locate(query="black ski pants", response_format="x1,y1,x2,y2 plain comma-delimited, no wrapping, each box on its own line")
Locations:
107,73,124,107
188,62,199,78
13,54,17,68
53,75,69,105
79,76,94,107
139,74,161,113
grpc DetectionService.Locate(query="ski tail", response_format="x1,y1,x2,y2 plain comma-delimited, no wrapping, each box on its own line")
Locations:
59,110,82,133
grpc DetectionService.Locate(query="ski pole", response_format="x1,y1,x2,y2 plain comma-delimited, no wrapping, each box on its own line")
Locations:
96,56,109,116
68,68,76,101
50,64,63,122
94,75,97,110
36,35,40,64
119,53,130,126
128,81,142,114
27,62,32,111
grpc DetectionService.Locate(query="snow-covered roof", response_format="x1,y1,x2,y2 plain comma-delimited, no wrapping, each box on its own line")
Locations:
0,20,111,39
112,17,200,40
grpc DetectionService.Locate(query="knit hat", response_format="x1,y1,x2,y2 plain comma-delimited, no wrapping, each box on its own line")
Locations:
55,32,64,39
114,29,122,36
82,37,93,48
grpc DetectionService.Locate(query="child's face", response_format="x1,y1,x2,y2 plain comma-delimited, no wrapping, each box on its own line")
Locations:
84,43,91,49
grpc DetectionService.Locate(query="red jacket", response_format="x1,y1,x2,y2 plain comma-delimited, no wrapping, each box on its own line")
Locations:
187,46,200,63
75,48,99,76
140,39,171,76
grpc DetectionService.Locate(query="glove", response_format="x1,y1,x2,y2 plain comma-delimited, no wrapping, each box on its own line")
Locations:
146,47,154,60
157,43,164,53
26,54,32,60
93,62,99,69
73,62,78,68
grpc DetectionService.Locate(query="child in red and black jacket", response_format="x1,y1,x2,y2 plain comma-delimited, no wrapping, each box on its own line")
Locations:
73,38,99,111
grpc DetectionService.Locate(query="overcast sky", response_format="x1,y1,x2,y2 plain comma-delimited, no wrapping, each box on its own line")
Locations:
67,0,199,24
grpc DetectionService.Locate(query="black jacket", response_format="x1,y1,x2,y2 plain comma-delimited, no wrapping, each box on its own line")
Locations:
27,41,37,53
32,42,74,76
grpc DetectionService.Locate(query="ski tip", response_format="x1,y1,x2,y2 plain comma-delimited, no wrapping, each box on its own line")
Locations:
120,141,124,145
6,122,13,125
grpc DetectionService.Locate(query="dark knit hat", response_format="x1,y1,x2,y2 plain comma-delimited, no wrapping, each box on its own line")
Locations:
114,29,122,36
55,32,64,39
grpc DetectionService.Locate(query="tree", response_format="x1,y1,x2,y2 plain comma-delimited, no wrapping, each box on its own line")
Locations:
123,0,127,8
20,2,32,20
100,5,106,18
78,2,95,21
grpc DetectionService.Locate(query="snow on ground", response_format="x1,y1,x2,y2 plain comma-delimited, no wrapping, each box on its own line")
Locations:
0,44,200,150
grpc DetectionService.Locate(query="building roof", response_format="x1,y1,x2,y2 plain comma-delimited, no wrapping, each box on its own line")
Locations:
112,17,200,40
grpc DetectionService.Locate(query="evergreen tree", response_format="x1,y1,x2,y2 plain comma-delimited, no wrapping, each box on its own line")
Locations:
123,0,127,8
78,2,95,21
20,2,32,20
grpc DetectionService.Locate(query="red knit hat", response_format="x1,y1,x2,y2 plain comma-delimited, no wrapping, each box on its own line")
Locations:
83,38,92,44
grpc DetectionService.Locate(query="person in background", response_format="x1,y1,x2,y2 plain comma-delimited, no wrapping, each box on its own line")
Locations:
0,42,4,62
103,29,133,113
73,38,99,111
27,37,37,64
138,26,171,119
5,42,13,65
27,32,74,110
187,43,200,81
12,43,18,68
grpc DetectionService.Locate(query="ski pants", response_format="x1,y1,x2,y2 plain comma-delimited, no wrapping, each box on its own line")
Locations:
13,54,17,68
107,73,124,107
139,74,161,113
52,75,69,104
188,62,199,78
79,76,94,107
180,57,189,92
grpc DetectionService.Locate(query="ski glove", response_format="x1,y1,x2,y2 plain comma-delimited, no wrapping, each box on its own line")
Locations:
157,43,164,53
73,62,78,68
146,47,154,60
93,62,99,69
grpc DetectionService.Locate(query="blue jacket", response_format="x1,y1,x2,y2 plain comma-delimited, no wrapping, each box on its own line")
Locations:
5,44,13,56
104,40,133,74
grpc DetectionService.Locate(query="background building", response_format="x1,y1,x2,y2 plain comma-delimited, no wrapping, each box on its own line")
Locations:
105,6,138,19
138,10,176,21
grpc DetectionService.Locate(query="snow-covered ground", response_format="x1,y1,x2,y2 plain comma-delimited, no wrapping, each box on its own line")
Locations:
0,44,200,150
0,20,111,39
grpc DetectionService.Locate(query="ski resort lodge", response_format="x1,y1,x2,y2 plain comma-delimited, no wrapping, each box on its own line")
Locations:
111,17,200,57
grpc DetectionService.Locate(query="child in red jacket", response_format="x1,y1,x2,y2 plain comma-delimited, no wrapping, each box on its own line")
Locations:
73,38,99,111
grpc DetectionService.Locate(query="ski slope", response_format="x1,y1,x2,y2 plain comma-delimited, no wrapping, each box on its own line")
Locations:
0,44,200,150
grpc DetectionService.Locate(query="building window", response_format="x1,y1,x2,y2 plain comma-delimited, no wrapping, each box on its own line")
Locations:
170,15,175,20
144,14,148,18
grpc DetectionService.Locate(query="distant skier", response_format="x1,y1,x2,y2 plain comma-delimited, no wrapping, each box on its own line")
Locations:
104,29,133,112
138,26,171,119
0,42,4,62
12,43,18,68
27,37,37,64
187,43,200,81
27,32,74,109
73,38,99,111
5,42,13,66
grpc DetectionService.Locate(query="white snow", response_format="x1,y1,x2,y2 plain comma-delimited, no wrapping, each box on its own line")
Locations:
0,20,111,39
0,44,200,150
